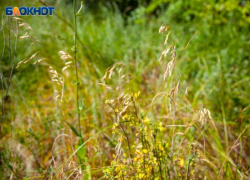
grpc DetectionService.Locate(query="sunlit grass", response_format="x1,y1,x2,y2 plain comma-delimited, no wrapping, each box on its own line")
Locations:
0,0,249,179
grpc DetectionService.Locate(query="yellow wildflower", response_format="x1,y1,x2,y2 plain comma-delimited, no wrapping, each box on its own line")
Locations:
142,149,148,154
143,116,150,124
138,173,145,179
158,122,164,131
180,158,184,167
105,100,110,104
134,91,141,99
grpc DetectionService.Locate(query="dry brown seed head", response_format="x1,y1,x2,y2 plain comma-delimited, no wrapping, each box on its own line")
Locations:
58,51,72,61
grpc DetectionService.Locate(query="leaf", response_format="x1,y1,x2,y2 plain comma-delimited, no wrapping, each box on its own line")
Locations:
75,144,86,160
79,98,84,110
65,125,113,165
72,81,79,85
66,121,81,137
76,1,84,15
71,46,77,52
55,34,65,40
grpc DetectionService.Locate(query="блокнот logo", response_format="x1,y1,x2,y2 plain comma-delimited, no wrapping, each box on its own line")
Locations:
5,7,55,16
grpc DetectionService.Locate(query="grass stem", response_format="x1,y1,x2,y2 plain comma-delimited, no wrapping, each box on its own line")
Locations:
73,0,82,141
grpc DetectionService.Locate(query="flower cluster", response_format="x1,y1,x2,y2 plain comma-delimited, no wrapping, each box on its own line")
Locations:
101,25,206,179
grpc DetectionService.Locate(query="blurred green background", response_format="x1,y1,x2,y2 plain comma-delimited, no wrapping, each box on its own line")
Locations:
0,0,250,178
1,0,249,122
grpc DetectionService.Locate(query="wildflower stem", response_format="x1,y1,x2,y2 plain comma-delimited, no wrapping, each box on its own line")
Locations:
219,97,228,153
171,98,176,152
108,103,133,165
132,97,140,123
186,154,194,180
119,123,133,165
73,0,82,141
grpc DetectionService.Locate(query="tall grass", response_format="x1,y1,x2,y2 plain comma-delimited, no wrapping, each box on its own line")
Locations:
0,0,249,179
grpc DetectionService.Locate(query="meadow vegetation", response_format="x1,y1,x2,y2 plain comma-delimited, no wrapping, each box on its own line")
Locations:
0,0,250,179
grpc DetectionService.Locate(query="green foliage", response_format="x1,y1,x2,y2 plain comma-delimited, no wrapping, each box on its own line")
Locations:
66,121,82,137
0,0,249,179
146,0,250,26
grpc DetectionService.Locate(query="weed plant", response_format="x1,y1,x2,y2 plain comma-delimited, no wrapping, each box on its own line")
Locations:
0,1,249,179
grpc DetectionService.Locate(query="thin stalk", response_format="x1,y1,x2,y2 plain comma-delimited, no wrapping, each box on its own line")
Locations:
217,55,228,152
119,123,133,165
0,74,4,131
186,157,191,180
171,97,175,152
0,7,12,131
73,0,82,141
108,102,133,165
220,98,228,153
